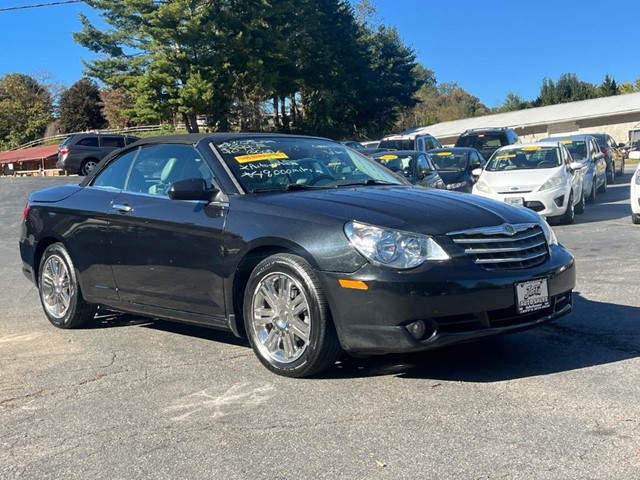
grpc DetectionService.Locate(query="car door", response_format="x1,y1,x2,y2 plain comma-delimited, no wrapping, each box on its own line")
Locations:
562,146,581,203
590,138,606,187
106,143,228,322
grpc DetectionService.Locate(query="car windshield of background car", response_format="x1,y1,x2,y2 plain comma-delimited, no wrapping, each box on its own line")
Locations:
457,133,505,149
430,151,468,171
486,146,561,171
212,137,404,192
558,140,587,160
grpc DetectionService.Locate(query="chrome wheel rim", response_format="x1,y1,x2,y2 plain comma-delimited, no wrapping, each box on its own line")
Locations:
41,254,71,319
83,161,97,174
251,272,310,364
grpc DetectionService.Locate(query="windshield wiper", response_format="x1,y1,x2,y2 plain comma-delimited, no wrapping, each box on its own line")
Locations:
250,184,330,193
336,179,398,187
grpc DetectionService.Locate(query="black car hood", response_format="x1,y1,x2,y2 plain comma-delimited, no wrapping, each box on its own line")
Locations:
242,186,541,236
438,171,469,184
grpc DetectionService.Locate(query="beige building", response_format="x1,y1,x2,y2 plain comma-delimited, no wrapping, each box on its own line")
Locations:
405,92,640,146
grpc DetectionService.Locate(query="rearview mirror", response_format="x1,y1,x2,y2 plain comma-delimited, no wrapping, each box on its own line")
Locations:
569,162,583,171
471,167,483,177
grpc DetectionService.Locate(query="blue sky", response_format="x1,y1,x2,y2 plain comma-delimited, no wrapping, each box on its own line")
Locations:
1,0,639,108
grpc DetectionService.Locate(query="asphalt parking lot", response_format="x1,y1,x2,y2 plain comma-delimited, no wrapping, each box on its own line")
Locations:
1,172,639,479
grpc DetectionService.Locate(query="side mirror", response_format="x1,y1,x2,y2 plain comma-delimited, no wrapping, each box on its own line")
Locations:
569,161,584,171
593,152,605,161
471,167,483,177
168,178,219,202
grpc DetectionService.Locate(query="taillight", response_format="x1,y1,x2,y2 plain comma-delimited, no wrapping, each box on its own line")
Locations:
22,202,30,221
59,147,70,156
600,147,609,156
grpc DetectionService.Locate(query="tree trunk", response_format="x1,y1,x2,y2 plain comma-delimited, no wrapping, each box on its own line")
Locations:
273,96,279,128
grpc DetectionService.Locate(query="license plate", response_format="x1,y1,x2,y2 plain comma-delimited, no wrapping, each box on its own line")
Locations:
505,196,524,207
515,278,550,314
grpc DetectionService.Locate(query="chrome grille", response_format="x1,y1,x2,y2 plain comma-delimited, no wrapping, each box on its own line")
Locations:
447,223,548,270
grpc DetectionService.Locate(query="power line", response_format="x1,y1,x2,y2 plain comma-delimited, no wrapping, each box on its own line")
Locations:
0,1,83,12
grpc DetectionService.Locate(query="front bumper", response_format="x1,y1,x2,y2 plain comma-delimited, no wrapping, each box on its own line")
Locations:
319,245,575,355
474,187,571,218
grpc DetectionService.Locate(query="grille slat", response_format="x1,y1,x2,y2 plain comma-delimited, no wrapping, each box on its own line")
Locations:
447,223,549,270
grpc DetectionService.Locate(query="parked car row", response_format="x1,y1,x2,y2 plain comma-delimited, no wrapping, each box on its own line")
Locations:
362,127,633,224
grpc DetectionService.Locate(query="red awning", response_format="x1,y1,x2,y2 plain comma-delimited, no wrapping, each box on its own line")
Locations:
0,145,59,164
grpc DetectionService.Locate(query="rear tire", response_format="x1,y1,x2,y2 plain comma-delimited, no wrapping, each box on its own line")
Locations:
80,159,99,176
38,243,97,329
243,253,342,378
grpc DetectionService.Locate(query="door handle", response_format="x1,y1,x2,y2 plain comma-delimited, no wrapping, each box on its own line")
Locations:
112,203,133,213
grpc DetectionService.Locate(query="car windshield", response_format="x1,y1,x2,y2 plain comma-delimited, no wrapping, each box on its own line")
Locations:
378,139,413,150
486,146,562,171
557,140,587,160
212,136,404,192
457,132,506,150
429,151,468,171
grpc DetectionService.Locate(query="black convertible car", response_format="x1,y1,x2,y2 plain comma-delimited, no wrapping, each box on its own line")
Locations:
20,134,576,377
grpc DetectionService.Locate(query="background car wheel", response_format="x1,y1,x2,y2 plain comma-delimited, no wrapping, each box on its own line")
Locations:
587,181,597,204
607,165,615,184
618,160,625,175
243,253,342,378
80,159,98,176
38,243,97,329
560,193,575,224
632,213,640,225
575,193,585,214
597,173,607,193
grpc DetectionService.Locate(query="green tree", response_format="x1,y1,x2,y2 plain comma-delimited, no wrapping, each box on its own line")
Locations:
0,73,53,149
58,78,107,133
498,92,527,112
598,74,619,97
536,73,598,106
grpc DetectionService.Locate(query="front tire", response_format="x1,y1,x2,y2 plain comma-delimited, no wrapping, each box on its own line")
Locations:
598,172,607,193
560,193,575,224
575,192,585,214
632,213,640,225
38,243,97,329
243,253,342,378
587,180,597,204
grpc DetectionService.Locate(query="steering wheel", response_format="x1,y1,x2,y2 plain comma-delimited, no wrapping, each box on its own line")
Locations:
307,175,335,185
537,161,556,168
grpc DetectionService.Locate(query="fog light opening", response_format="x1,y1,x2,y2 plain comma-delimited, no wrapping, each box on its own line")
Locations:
405,320,425,340
554,195,565,207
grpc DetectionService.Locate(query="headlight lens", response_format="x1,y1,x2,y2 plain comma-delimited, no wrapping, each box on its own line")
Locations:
344,221,449,269
539,216,558,246
539,176,564,191
474,180,492,193
446,181,467,190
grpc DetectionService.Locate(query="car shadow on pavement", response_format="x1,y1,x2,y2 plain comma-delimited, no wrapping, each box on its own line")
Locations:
568,177,632,224
324,292,640,381
87,310,250,348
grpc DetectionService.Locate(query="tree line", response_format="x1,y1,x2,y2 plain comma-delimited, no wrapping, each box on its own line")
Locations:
2,0,640,150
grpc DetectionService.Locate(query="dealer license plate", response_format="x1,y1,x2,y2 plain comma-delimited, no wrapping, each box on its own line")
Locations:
515,278,550,314
505,196,524,207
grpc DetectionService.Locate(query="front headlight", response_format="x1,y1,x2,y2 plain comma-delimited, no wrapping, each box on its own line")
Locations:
539,176,564,191
344,220,449,269
474,180,492,193
446,181,467,190
539,216,558,246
